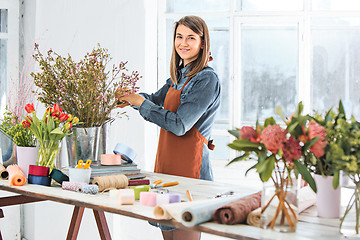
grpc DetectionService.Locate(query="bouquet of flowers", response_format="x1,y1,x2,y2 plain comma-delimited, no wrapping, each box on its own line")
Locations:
22,103,79,168
0,107,35,147
227,102,327,231
31,43,141,128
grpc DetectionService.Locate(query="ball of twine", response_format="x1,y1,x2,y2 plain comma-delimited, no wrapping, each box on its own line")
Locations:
92,175,129,192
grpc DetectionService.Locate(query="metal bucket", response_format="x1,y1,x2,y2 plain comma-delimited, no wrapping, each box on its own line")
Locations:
66,125,108,168
0,132,16,167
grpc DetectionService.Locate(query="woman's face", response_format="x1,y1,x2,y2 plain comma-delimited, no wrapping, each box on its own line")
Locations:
174,24,203,66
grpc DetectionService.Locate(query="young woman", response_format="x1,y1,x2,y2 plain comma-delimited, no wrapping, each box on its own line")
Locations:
117,15,221,240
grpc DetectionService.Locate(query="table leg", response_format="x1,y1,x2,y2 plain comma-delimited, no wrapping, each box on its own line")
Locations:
0,208,3,240
93,210,112,240
66,206,85,240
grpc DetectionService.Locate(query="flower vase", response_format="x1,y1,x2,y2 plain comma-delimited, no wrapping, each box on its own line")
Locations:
37,140,61,170
260,170,299,232
340,181,360,237
16,146,38,177
314,174,340,218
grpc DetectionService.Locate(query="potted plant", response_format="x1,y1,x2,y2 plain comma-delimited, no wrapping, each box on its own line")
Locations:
303,100,347,218
30,43,141,166
227,102,326,232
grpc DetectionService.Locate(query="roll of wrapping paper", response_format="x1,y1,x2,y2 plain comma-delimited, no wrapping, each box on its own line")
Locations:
213,191,261,225
153,195,245,226
0,163,8,180
246,208,261,227
77,184,99,194
7,164,26,186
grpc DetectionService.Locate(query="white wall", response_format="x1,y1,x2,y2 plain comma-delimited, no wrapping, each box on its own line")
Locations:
18,0,161,239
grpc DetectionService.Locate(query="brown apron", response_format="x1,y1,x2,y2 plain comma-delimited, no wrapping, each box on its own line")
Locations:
154,77,214,179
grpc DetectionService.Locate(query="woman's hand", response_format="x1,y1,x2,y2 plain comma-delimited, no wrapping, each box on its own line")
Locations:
117,93,145,108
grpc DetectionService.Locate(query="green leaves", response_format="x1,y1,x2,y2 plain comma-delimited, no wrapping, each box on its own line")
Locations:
293,160,317,192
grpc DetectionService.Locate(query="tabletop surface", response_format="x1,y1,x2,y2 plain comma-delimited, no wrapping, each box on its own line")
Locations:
0,171,349,240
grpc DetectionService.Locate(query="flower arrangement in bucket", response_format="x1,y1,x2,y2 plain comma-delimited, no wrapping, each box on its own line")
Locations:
30,43,141,128
227,102,327,232
22,103,79,169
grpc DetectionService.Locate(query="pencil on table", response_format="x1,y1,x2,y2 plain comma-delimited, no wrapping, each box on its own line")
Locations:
186,190,193,201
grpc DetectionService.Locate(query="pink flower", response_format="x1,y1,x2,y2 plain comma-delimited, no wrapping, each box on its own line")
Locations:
260,125,286,154
308,122,327,158
283,136,302,162
239,126,257,141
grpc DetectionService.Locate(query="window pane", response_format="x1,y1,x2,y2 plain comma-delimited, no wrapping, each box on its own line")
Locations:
167,0,230,13
240,0,303,11
0,9,8,33
312,28,360,119
209,29,230,130
241,25,298,122
312,0,360,11
209,135,230,160
0,39,7,113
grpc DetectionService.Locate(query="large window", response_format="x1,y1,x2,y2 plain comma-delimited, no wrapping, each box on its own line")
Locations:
0,0,19,115
159,0,360,161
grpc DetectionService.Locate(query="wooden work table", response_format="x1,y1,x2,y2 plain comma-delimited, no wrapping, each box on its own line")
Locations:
0,171,348,240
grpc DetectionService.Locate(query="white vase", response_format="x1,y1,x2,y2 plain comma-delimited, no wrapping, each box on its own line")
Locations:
16,146,38,177
314,174,340,218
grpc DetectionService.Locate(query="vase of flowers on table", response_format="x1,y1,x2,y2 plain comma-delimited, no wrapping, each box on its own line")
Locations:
227,102,326,232
30,43,141,166
22,103,78,170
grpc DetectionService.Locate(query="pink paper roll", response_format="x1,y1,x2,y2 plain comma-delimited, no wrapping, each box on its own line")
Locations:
101,154,122,165
119,189,135,205
140,192,157,207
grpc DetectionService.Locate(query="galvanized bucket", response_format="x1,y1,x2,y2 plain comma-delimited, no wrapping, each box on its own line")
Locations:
66,124,108,168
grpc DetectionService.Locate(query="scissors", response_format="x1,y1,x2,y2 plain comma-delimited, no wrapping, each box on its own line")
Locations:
76,159,92,169
150,179,179,189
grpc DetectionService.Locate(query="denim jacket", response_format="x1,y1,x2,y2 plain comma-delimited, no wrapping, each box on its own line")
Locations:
138,65,221,180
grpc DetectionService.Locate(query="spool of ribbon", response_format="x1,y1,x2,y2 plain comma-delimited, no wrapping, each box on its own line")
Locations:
50,169,69,184
77,184,99,194
0,163,8,180
92,174,128,192
113,143,137,163
62,181,88,192
100,154,122,165
28,174,51,186
28,165,50,177
128,179,150,186
129,185,151,200
139,192,157,207
119,189,135,205
7,164,26,186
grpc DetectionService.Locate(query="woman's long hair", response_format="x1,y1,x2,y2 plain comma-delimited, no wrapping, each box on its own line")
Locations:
170,16,211,84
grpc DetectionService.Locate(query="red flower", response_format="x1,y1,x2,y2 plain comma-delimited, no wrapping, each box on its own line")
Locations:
260,125,286,154
64,122,72,130
22,120,31,129
25,103,35,113
27,116,33,122
59,113,69,122
308,122,327,158
53,104,62,114
46,107,53,114
283,136,302,162
239,126,257,141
